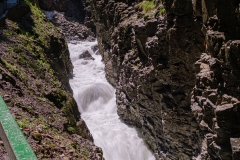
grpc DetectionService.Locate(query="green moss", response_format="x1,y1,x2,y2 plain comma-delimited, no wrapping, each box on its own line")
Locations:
0,58,26,81
38,97,46,102
62,98,76,125
3,30,13,37
159,7,166,16
25,105,33,112
84,148,89,156
139,0,165,17
67,126,75,133
139,0,156,13
17,118,30,129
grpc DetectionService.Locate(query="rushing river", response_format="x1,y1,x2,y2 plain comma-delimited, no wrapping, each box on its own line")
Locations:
68,40,155,160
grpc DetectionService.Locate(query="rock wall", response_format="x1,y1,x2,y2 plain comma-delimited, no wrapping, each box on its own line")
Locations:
87,0,240,159
191,0,240,159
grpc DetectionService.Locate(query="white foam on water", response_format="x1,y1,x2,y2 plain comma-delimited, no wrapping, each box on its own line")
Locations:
68,40,155,160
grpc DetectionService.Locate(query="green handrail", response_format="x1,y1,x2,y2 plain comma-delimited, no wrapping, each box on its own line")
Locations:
0,96,38,160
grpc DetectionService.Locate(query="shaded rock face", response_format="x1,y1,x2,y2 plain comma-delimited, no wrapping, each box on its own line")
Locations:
44,10,94,41
38,0,86,22
39,0,68,11
87,0,240,159
191,0,240,159
45,35,73,92
66,0,86,22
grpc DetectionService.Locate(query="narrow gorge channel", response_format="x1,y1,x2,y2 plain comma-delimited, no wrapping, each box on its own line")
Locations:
68,41,155,160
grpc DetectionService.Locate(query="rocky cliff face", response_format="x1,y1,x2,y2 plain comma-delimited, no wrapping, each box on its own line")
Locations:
191,0,240,159
87,0,240,159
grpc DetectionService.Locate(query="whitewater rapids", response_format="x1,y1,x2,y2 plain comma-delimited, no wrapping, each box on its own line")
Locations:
68,40,155,160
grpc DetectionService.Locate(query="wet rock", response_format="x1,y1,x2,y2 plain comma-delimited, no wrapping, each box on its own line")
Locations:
81,61,88,65
91,44,98,52
79,51,94,60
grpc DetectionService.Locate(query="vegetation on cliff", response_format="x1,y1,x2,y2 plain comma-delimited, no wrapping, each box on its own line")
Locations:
0,0,102,159
139,0,165,16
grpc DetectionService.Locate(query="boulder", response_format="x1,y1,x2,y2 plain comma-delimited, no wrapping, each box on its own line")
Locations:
79,51,94,60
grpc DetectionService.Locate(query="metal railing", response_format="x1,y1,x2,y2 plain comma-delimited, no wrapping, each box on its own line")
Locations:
0,96,38,160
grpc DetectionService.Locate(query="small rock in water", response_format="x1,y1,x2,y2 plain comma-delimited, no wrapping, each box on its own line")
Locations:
81,61,88,65
84,57,95,60
79,51,95,60
70,40,78,44
91,44,98,52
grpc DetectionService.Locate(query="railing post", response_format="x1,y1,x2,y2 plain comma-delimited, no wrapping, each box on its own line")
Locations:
0,96,38,160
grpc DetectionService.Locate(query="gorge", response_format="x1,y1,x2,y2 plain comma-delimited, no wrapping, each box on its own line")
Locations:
0,0,240,159
68,40,155,160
